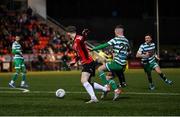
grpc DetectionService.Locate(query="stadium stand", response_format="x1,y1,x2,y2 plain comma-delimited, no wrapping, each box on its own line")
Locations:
0,7,76,71
0,5,180,72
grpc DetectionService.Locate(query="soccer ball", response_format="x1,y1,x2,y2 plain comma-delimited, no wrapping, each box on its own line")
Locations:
55,89,65,98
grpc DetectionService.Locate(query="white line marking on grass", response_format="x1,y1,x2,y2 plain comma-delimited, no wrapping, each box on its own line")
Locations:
0,89,180,96
0,87,30,93
125,92,180,96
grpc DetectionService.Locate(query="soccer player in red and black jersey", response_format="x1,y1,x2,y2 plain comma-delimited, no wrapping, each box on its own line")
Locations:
66,26,109,103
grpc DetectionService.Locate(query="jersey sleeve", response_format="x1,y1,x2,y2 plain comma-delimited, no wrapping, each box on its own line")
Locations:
92,38,113,51
76,35,85,43
79,35,86,43
92,43,109,51
107,38,115,45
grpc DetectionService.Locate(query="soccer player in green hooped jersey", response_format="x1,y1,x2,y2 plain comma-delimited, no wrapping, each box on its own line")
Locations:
92,24,130,100
136,34,173,90
9,36,28,88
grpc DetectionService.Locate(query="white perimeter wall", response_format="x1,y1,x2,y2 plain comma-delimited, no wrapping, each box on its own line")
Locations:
28,0,47,19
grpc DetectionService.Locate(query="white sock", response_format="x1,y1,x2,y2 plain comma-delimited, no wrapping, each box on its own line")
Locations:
10,80,14,84
21,81,25,85
83,82,97,100
93,82,107,92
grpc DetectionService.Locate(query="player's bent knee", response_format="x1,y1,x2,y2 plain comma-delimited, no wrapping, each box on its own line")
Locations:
98,66,104,72
156,69,162,74
106,72,113,80
97,67,102,71
98,64,106,71
81,78,88,84
106,75,113,80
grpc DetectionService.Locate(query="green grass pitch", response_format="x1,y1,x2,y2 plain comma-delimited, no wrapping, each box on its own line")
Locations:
0,69,180,116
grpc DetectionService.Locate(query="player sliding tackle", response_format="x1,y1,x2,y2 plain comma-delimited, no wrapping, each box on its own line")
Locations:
66,26,109,103
92,25,130,100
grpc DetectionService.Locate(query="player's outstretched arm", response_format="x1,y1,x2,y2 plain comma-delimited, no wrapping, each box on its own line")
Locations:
92,43,109,51
82,29,90,37
136,52,150,58
155,55,160,61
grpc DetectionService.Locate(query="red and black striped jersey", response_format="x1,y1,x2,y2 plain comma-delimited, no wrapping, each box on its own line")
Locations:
72,35,93,64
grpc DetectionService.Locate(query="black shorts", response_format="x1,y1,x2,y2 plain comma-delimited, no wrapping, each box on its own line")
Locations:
82,61,96,77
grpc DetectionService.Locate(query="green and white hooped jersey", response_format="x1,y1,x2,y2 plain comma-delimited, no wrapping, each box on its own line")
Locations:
108,36,130,65
137,42,156,64
12,41,24,59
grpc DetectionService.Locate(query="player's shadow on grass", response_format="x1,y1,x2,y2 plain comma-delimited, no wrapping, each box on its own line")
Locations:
101,96,131,101
73,96,90,102
69,93,131,102
74,96,131,102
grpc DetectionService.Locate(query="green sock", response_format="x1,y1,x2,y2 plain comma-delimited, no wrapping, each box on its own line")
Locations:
108,79,118,90
98,71,108,85
22,73,26,81
159,73,166,81
12,73,18,81
12,69,20,81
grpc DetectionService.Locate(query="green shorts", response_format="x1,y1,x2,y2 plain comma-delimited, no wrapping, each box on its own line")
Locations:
143,61,159,73
105,61,125,72
13,58,26,70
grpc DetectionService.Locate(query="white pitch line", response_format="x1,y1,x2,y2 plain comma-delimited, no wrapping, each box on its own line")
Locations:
0,89,180,96
0,87,30,93
125,92,180,96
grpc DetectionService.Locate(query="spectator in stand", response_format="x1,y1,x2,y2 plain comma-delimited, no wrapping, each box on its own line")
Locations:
26,7,33,16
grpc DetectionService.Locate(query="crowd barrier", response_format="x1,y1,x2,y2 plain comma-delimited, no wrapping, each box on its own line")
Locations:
0,54,80,72
0,54,180,72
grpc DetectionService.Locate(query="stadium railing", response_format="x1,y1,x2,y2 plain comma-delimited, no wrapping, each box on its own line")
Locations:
0,54,81,72
1,53,180,72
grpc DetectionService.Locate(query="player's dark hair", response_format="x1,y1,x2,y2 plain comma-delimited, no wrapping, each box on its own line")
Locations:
145,33,152,38
115,24,124,29
66,26,76,33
